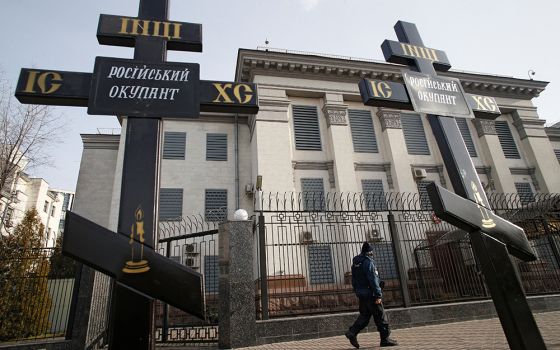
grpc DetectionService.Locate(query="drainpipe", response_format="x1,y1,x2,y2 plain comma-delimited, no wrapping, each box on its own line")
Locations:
235,114,240,210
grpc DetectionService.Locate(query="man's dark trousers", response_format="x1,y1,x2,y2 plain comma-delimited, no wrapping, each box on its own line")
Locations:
349,295,390,339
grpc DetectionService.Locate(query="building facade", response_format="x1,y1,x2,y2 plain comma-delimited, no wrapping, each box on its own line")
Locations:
73,48,560,300
0,173,70,245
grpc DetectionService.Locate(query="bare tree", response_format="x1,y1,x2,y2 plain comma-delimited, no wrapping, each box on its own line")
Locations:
0,72,64,200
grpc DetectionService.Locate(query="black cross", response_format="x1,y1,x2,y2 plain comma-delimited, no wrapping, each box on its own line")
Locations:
363,21,546,350
14,0,257,348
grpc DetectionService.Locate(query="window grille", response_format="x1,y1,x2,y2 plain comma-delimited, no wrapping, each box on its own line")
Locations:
495,121,521,159
163,132,186,159
206,133,227,161
159,188,183,221
401,114,430,155
293,105,322,150
349,109,378,153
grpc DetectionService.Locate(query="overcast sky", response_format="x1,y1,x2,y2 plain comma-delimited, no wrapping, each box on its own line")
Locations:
1,0,558,191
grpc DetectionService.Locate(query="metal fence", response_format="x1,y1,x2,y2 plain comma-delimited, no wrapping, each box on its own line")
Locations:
156,213,221,344
84,270,112,350
0,242,78,344
255,192,560,319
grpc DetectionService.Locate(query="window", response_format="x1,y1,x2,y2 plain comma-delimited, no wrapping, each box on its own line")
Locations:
206,133,227,161
456,118,477,157
372,242,398,279
293,105,322,150
401,114,430,155
301,178,325,211
62,194,71,211
43,201,49,213
308,245,334,284
163,132,186,159
159,188,183,221
554,149,560,162
417,180,434,210
204,255,219,294
349,109,378,153
51,205,56,217
495,120,520,159
362,179,387,211
205,189,227,222
515,182,535,204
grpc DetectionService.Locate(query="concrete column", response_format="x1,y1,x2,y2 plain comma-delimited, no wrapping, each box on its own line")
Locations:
218,220,256,349
70,133,120,349
512,113,560,193
251,88,294,193
376,108,417,193
322,93,357,192
472,119,516,193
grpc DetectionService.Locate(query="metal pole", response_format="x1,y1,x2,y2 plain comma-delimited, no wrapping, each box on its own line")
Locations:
387,212,411,307
162,241,171,342
542,217,560,270
258,212,269,320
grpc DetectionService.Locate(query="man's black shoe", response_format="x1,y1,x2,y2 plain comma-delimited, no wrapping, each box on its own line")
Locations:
380,337,398,347
345,331,360,349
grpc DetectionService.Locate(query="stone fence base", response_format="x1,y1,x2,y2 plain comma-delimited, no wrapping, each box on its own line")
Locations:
254,294,560,346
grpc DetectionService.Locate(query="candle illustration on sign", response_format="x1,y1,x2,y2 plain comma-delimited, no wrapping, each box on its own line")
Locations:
471,181,496,229
123,206,150,274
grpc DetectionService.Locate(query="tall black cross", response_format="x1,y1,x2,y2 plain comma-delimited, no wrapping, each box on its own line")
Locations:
362,21,546,350
15,0,260,348
106,1,169,348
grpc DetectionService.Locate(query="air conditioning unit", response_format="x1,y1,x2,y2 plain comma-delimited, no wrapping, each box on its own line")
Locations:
300,231,314,244
185,243,198,255
413,168,427,179
185,257,199,269
366,229,381,243
245,183,254,195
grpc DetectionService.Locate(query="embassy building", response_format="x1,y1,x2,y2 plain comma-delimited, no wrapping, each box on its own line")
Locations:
76,47,560,225
72,46,560,343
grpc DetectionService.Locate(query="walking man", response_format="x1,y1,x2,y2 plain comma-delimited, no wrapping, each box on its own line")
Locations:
345,242,398,348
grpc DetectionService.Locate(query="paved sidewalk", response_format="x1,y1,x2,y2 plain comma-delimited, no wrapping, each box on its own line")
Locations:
242,311,560,350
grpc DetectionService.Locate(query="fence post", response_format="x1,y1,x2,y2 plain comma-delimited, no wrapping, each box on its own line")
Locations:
258,212,269,320
387,212,411,307
542,217,560,269
161,241,171,343
218,220,256,348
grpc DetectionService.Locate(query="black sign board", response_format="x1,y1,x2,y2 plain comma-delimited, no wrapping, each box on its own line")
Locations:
97,14,203,52
63,211,204,318
88,57,200,118
403,71,473,118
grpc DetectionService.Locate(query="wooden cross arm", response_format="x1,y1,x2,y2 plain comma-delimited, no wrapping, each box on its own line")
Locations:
427,183,536,262
358,78,500,119
62,211,205,318
97,14,203,52
15,68,259,114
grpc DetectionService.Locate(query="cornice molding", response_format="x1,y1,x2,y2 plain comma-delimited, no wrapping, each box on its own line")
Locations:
81,134,120,150
545,127,560,142
236,49,548,100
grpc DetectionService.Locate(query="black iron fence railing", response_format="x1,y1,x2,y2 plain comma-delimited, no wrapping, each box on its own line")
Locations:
0,244,78,344
254,192,560,319
156,213,221,344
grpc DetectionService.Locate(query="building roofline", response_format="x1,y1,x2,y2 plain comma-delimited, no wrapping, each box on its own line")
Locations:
236,48,548,100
